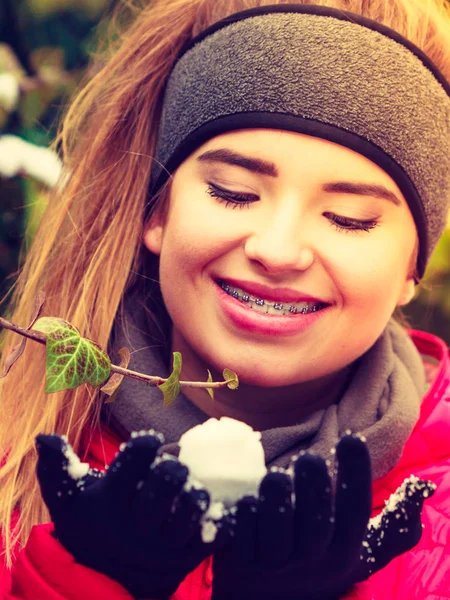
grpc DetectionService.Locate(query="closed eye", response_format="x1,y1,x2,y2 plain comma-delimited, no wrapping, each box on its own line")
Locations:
325,214,379,233
206,183,380,232
206,183,257,208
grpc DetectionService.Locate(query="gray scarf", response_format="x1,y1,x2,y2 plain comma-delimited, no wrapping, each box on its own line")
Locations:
104,293,425,480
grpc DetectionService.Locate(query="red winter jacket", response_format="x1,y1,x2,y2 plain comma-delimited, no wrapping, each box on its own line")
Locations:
1,329,449,600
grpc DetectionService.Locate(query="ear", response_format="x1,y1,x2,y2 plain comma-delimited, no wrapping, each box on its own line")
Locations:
142,219,164,256
396,277,416,307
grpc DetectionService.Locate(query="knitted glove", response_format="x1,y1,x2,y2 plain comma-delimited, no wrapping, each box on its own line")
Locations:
212,433,435,600
36,431,230,599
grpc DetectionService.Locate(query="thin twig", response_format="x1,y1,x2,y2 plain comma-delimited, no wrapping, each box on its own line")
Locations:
110,364,231,389
0,317,46,343
0,317,231,390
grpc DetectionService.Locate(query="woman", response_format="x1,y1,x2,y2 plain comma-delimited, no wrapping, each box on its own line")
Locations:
1,1,449,598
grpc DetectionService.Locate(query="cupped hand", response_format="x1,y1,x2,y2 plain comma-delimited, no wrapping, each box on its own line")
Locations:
212,434,435,600
36,431,231,599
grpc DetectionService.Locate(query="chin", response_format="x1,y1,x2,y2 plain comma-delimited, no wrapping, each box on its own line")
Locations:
211,356,308,388
189,338,319,388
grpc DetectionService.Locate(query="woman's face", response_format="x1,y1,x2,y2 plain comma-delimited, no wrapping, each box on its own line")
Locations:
144,129,417,387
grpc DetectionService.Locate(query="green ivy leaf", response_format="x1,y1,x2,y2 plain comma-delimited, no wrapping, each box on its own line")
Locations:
206,369,214,400
33,317,111,393
158,352,182,407
223,368,239,390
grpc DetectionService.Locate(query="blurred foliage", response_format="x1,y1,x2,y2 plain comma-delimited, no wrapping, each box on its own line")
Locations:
0,0,450,346
0,0,110,303
403,228,450,345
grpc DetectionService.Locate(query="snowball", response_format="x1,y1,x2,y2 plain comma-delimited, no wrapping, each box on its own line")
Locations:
0,73,20,112
178,417,267,506
0,135,62,187
63,443,90,480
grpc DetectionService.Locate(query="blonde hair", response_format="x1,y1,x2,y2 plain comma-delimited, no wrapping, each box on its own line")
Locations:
1,0,449,566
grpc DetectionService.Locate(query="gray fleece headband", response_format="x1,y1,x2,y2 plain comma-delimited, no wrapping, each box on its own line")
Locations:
151,4,450,279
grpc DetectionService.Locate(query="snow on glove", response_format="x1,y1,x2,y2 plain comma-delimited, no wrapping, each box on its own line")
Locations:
35,431,231,599
212,433,435,600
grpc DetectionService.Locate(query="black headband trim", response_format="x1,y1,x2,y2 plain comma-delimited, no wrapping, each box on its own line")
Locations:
149,112,428,278
180,4,449,96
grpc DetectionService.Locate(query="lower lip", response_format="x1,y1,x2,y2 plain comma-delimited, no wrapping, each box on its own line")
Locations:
215,282,330,336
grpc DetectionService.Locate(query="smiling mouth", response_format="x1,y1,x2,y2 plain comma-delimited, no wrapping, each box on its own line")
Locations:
217,280,328,316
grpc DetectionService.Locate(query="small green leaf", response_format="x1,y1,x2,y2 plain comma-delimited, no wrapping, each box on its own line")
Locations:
206,369,214,400
158,352,182,407
223,368,239,390
34,317,111,393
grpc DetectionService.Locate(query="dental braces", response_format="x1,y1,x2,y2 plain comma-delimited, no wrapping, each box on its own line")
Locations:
219,281,322,314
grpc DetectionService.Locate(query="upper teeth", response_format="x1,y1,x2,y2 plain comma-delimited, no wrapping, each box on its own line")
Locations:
219,281,324,315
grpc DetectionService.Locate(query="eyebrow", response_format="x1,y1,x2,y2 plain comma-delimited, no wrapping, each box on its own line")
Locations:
196,148,402,206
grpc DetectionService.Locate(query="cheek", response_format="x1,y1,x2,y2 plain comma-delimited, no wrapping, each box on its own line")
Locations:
160,199,243,273
160,228,219,275
328,246,408,312
157,217,223,301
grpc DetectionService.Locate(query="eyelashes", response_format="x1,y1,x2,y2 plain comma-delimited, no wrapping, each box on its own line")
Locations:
206,183,380,234
325,214,379,234
206,183,257,208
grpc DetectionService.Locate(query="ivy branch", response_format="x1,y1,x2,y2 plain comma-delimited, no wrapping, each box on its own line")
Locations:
0,293,239,407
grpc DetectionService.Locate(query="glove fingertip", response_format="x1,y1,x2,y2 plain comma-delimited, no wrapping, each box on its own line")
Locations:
259,470,292,494
189,485,211,510
128,429,165,447
150,457,191,492
292,451,329,481
35,433,68,457
236,495,258,513
404,477,437,505
423,480,437,499
336,433,370,461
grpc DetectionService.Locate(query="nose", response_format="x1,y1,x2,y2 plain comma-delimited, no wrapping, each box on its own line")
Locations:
244,207,314,274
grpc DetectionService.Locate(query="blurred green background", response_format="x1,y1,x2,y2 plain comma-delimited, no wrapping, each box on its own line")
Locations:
0,0,449,344
0,0,111,302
